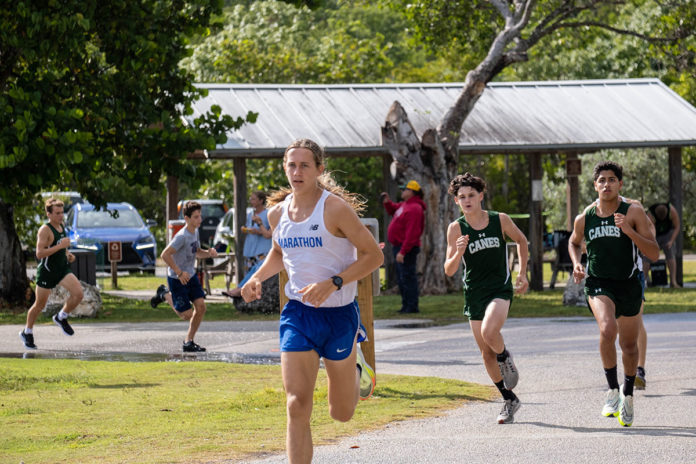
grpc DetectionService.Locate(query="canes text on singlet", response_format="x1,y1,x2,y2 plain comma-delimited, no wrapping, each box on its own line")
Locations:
468,236,500,254
587,224,621,241
278,236,323,249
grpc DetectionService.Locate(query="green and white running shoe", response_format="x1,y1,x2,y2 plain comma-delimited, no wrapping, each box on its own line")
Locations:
618,386,634,427
602,388,620,417
497,398,521,424
356,344,376,400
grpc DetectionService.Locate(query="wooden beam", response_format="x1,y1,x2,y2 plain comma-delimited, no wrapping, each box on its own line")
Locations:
668,147,683,286
233,158,247,285
529,153,544,291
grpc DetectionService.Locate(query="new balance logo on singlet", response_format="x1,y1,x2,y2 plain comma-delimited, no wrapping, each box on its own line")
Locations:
278,236,323,249
310,224,319,230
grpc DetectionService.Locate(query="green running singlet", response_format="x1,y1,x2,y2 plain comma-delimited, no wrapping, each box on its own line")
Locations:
584,201,639,281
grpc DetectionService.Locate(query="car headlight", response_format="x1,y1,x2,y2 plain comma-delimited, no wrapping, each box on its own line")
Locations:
135,236,155,250
75,237,99,251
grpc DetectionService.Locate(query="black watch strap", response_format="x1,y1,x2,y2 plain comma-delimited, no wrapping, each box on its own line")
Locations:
331,275,343,290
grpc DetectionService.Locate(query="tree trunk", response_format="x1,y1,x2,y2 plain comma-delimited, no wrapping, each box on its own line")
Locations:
0,201,31,307
381,4,538,293
382,102,460,294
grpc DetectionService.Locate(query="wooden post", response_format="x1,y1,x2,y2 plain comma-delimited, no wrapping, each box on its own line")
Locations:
565,153,581,231
668,147,683,286
279,270,289,308
529,153,544,291
357,274,376,373
111,261,118,289
278,270,376,374
233,158,247,285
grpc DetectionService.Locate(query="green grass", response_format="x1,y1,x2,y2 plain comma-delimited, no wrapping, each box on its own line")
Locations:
0,359,492,464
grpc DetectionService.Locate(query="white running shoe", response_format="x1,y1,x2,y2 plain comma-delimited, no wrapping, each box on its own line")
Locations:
497,398,521,424
602,388,620,417
356,344,376,400
497,351,519,390
618,385,634,427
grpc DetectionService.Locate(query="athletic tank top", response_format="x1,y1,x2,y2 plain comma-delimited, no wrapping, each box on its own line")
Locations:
648,202,673,236
274,189,358,307
457,211,511,293
37,223,68,272
584,201,639,280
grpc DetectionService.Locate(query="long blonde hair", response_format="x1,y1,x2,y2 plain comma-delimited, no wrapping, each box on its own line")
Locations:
267,138,366,214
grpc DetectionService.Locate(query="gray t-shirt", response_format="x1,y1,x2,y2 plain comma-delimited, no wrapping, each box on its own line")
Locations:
167,227,199,278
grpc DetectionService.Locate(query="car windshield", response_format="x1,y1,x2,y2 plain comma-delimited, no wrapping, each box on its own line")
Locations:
201,204,225,218
77,209,143,228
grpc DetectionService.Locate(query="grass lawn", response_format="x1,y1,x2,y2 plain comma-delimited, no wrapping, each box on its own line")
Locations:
0,359,493,464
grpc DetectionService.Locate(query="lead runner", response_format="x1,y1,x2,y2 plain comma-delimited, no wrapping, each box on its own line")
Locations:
241,138,383,464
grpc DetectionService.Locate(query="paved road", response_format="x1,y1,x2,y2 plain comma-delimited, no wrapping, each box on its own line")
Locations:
2,313,695,463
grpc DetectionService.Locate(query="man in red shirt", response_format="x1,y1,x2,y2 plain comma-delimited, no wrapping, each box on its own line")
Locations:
381,180,427,313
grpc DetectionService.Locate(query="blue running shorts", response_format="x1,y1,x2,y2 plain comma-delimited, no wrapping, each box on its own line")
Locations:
167,274,206,312
280,299,360,361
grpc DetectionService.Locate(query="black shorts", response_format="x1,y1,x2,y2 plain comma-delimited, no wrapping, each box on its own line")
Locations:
584,275,642,318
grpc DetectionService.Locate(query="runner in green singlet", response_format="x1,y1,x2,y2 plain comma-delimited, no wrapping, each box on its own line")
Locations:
20,198,84,350
444,172,529,424
569,161,658,428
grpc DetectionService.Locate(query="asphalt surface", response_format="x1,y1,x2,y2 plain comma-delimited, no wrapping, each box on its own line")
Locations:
2,312,695,463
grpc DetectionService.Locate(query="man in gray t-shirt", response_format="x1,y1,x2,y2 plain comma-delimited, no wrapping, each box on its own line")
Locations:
150,201,218,352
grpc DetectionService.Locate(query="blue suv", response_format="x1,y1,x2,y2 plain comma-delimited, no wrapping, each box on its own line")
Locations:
66,202,157,271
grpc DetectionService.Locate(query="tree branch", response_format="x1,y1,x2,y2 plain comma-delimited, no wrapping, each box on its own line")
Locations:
490,0,512,21
556,21,692,42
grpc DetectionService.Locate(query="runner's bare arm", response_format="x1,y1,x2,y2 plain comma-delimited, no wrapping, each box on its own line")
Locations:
569,213,586,283
444,221,466,277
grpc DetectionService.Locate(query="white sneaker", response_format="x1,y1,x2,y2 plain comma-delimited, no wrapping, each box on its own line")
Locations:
618,385,634,427
356,345,375,400
497,398,521,424
497,351,519,390
602,388,620,417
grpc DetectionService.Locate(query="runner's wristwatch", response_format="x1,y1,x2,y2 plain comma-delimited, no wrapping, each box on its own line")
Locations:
331,275,343,290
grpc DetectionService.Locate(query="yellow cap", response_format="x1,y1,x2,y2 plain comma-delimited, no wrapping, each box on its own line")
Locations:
401,180,421,192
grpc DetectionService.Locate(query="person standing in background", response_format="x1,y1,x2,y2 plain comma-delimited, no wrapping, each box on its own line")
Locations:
643,202,681,288
381,180,426,314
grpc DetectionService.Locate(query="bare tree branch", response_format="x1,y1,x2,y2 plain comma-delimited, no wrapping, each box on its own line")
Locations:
490,0,512,21
557,21,693,42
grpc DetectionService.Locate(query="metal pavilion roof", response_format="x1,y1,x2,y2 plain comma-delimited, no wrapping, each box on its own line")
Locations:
189,78,696,158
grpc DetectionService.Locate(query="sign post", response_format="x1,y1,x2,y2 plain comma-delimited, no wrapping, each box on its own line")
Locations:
108,242,122,289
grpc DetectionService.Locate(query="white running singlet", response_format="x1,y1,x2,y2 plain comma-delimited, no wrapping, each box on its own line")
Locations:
274,189,358,307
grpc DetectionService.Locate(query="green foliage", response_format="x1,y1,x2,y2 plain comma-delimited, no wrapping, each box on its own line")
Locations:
185,1,390,83
543,151,696,247
0,0,254,211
